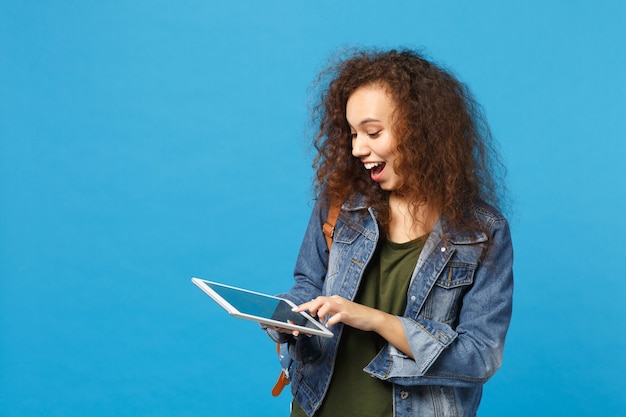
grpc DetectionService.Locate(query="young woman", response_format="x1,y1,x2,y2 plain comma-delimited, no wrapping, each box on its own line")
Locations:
267,48,514,417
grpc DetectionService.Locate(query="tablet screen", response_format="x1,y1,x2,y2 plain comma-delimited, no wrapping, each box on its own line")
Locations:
191,278,333,338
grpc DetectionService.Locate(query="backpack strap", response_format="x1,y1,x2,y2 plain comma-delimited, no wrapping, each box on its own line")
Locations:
322,202,341,250
271,342,292,396
271,200,341,397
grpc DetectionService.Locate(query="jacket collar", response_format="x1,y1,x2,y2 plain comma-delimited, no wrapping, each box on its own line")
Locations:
342,193,488,245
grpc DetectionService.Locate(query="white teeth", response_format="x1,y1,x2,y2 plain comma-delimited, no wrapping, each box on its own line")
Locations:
364,162,381,170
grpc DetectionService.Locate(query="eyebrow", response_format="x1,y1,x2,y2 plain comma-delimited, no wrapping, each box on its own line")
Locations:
348,118,383,129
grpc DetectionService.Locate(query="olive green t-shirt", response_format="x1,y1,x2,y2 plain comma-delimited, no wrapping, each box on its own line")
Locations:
292,236,425,417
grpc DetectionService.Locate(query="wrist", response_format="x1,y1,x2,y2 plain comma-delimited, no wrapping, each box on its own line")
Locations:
371,309,393,334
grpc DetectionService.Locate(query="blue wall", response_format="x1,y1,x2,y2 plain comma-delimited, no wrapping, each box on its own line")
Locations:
1,1,624,416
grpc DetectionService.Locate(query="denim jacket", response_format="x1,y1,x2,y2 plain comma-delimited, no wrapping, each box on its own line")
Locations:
271,194,513,417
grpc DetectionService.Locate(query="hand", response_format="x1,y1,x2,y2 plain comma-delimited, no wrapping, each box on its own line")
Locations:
294,296,414,358
293,295,383,332
269,320,311,337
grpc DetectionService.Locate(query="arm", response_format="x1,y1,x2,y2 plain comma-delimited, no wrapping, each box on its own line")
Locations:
265,198,332,351
294,296,414,358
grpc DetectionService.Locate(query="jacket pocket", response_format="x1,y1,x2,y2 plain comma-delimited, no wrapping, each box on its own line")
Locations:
333,223,361,244
435,262,475,289
325,223,367,285
420,262,476,326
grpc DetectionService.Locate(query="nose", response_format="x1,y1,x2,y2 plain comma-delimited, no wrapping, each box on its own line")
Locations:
351,133,369,158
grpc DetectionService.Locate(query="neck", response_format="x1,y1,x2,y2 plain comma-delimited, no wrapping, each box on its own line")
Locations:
386,193,438,243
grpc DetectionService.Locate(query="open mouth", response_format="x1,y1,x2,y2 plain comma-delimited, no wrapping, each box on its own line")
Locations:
364,162,386,181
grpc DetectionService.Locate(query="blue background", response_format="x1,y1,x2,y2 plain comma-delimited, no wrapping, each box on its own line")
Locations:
1,1,625,416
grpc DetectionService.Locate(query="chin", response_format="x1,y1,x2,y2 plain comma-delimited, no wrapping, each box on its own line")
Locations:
378,181,399,191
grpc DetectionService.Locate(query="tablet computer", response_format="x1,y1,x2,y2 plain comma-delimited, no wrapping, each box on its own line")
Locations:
191,278,333,338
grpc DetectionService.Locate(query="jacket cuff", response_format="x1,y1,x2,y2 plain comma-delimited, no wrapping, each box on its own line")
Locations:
364,317,457,381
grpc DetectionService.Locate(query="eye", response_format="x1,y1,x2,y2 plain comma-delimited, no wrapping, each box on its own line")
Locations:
349,132,357,140
367,131,382,139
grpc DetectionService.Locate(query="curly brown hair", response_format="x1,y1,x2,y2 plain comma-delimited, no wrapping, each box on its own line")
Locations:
310,48,507,233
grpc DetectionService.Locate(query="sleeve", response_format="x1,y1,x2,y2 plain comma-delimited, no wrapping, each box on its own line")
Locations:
365,217,514,387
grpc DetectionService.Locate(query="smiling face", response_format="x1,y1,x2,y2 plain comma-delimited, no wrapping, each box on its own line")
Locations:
347,84,402,192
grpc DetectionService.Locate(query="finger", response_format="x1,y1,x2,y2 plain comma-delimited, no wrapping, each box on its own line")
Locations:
325,312,344,327
271,325,297,335
316,299,337,320
291,301,310,313
293,297,323,314
286,320,300,336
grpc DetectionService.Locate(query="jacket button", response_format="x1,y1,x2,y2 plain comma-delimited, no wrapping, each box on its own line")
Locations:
410,295,416,301
441,247,446,252
400,391,409,400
